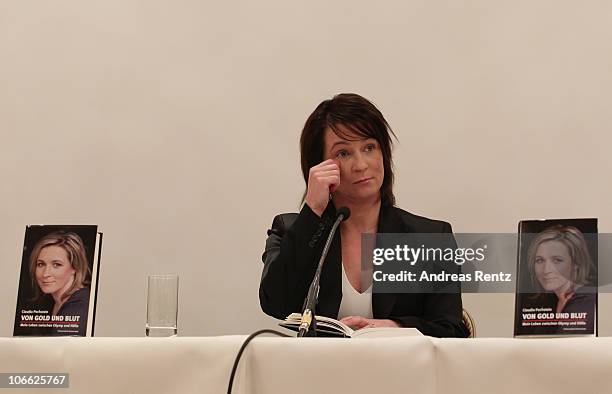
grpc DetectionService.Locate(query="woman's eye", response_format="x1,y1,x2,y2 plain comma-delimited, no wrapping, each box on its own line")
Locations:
336,150,349,158
36,262,44,268
534,258,543,264
365,143,376,152
53,263,62,268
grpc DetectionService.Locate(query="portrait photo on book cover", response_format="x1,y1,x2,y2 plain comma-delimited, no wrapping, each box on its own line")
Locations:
13,225,99,337
514,218,597,336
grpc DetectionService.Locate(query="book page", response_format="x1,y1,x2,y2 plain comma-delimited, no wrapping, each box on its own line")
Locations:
351,327,422,338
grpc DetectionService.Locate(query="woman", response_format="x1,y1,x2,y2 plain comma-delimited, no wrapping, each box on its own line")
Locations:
29,231,91,335
259,93,468,337
527,225,596,317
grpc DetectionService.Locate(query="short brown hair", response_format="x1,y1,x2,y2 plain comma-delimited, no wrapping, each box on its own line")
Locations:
299,93,397,206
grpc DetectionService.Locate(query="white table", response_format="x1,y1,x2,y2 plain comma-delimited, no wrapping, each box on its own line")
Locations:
1,336,610,394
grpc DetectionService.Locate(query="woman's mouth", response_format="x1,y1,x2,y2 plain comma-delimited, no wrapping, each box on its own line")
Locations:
353,177,373,184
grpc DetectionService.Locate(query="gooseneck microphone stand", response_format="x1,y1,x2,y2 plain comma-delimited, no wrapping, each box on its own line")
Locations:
298,207,350,337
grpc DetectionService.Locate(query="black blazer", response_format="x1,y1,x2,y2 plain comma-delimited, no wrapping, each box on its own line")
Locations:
259,203,469,338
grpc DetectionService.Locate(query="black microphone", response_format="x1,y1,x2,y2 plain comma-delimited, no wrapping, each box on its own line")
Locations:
298,207,351,337
336,206,351,222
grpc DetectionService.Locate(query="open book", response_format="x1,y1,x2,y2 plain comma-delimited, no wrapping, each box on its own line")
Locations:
280,313,421,338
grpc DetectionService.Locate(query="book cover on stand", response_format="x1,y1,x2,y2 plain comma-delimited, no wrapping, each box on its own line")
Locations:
514,218,597,337
13,225,103,337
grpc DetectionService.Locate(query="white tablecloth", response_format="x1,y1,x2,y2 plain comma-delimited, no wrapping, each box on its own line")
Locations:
1,336,610,394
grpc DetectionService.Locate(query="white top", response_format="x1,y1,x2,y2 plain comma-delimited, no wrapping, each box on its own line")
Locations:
337,263,373,319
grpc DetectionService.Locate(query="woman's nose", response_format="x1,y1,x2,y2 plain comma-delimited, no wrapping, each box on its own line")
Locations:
352,152,368,171
542,261,555,273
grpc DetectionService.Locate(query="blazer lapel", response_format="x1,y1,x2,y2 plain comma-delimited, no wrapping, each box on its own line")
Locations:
372,205,404,319
316,203,343,318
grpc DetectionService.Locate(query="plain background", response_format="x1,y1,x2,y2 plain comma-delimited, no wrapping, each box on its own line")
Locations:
1,0,611,337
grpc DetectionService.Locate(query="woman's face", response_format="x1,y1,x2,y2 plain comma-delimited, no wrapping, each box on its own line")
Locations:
534,240,574,294
35,245,76,298
323,126,384,204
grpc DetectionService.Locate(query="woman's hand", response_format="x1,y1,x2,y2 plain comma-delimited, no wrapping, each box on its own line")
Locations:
305,159,340,217
339,316,401,330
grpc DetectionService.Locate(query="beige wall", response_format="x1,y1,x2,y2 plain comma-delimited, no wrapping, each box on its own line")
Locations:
1,0,611,337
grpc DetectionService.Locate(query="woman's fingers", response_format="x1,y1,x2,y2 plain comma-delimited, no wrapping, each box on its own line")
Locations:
311,165,339,175
305,160,341,216
315,175,340,184
316,163,339,171
340,316,370,329
315,168,340,176
339,317,401,329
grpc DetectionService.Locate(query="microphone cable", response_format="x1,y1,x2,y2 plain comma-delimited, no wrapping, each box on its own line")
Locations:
227,329,292,394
